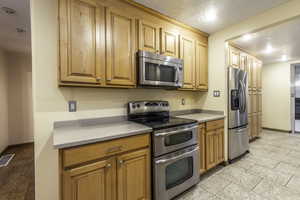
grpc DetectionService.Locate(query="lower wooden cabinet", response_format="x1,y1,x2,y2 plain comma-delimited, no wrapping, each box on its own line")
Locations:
198,119,225,174
61,134,151,200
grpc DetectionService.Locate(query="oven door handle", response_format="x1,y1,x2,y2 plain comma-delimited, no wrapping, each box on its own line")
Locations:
155,146,199,164
155,125,198,137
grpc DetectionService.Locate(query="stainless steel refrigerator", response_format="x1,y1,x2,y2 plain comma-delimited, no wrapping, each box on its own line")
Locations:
228,67,249,161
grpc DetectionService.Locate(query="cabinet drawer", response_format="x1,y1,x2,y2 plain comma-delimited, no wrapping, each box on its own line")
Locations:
206,119,224,131
62,134,150,168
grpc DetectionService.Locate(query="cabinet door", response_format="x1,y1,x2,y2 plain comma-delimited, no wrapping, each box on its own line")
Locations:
195,41,208,91
215,128,224,164
63,159,115,200
138,19,160,53
257,61,262,90
252,91,258,114
205,130,216,170
180,36,195,89
258,91,262,112
106,8,136,86
246,56,253,90
198,124,206,174
248,90,252,115
240,53,247,71
117,148,151,200
252,113,258,138
252,59,258,90
59,0,104,84
229,46,240,68
258,113,262,137
160,28,179,58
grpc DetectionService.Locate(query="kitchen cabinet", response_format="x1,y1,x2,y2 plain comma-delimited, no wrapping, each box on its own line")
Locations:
195,41,208,91
63,158,115,200
117,149,150,200
106,8,136,86
138,19,160,53
204,120,225,171
160,28,179,58
229,46,240,68
61,134,151,200
258,113,262,137
180,36,195,89
248,115,252,140
246,56,253,90
252,59,258,91
257,61,262,90
198,124,206,174
240,53,247,71
59,0,104,85
251,113,258,138
252,91,258,114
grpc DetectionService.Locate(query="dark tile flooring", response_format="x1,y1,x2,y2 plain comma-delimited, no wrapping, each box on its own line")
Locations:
0,143,34,200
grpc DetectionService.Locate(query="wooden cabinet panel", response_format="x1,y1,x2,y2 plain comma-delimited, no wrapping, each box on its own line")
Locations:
258,91,262,112
246,56,253,89
138,19,160,53
63,158,115,200
229,46,240,68
198,124,206,174
59,0,103,84
180,36,195,89
117,148,151,200
248,115,252,140
160,28,179,58
215,128,224,164
248,90,252,114
205,130,216,170
106,8,136,86
62,134,149,168
240,53,247,71
252,113,258,138
206,119,224,131
258,113,262,137
257,61,262,90
195,41,208,91
252,91,258,114
252,59,258,90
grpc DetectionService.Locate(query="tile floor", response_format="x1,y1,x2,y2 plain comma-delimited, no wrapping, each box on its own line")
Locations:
177,130,300,200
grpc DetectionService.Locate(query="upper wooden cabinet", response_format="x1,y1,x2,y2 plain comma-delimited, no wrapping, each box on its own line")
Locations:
59,0,104,85
160,28,179,58
257,61,262,90
106,8,136,86
138,19,160,53
240,53,247,71
195,42,208,91
229,46,240,68
180,36,195,89
246,56,253,90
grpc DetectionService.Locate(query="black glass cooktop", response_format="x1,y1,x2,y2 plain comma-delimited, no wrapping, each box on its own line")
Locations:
130,116,197,130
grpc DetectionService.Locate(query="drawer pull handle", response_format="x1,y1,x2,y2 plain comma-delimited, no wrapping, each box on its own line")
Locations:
119,160,124,165
106,163,111,168
106,146,123,154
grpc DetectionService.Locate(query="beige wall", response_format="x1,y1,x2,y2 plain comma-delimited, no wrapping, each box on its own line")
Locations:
6,52,33,145
31,0,300,199
0,49,9,153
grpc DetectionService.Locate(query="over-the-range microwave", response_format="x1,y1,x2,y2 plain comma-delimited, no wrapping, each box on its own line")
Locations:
138,50,184,88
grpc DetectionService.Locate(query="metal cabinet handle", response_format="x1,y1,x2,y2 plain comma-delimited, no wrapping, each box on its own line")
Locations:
107,78,112,81
106,163,111,168
106,146,123,154
119,160,124,165
96,77,101,81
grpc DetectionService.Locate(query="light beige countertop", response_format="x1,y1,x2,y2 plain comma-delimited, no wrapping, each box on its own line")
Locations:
53,119,152,149
177,113,225,123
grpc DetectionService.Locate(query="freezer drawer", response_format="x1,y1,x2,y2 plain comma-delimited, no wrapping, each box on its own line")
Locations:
228,126,249,160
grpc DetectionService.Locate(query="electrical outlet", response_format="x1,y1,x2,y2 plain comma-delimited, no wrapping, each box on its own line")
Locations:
213,90,221,97
181,98,186,105
68,101,77,112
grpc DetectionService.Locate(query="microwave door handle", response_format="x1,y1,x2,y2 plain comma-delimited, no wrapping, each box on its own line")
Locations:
155,146,199,164
155,125,198,137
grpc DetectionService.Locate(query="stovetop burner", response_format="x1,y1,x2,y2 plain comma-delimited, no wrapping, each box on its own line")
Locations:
127,101,197,130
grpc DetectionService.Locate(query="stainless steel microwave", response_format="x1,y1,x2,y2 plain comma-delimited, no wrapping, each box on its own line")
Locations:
138,50,184,88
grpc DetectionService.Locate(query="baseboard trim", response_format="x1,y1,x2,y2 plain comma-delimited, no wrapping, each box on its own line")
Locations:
262,127,292,133
8,142,34,148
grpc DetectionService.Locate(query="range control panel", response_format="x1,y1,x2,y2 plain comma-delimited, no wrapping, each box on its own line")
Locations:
128,101,170,115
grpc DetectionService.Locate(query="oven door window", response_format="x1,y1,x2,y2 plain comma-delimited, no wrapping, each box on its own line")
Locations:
159,64,176,83
164,131,193,146
166,157,193,190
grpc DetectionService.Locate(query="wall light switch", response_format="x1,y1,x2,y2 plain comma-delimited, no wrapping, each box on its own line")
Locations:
213,90,221,97
68,101,77,112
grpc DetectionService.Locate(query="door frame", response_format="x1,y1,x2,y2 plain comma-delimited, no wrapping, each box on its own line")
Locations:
290,63,300,134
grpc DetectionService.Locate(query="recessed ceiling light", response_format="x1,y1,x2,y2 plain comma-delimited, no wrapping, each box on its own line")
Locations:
242,34,253,41
264,44,274,54
281,55,287,62
1,7,16,15
201,7,217,23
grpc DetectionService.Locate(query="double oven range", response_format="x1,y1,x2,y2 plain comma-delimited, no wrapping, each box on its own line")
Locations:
128,101,200,200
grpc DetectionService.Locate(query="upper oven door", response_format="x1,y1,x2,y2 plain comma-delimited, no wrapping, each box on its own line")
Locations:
153,123,198,156
139,57,183,87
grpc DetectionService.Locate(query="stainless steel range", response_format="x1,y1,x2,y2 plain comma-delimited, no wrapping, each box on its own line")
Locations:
128,101,200,200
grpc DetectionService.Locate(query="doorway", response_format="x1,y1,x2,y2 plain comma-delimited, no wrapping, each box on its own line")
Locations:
291,63,300,134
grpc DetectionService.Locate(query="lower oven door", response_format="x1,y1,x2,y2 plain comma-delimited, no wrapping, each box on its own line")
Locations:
153,123,198,156
154,145,200,200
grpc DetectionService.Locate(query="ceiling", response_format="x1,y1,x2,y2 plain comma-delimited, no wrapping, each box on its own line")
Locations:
230,17,300,64
0,0,31,53
133,0,290,34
